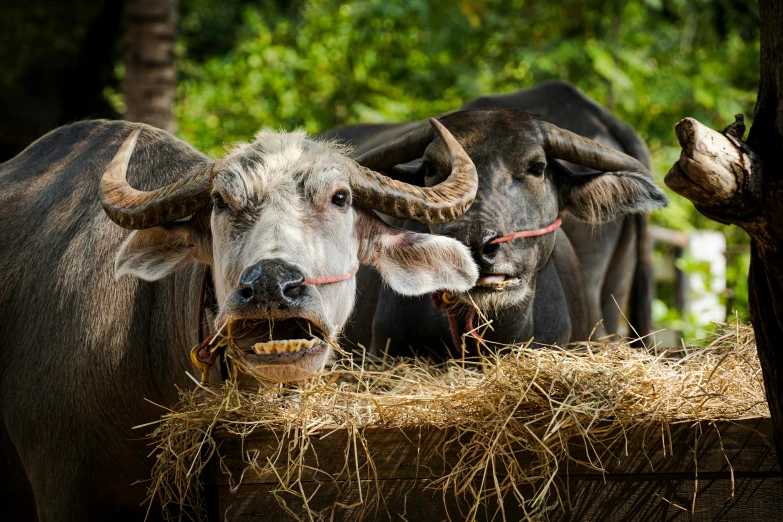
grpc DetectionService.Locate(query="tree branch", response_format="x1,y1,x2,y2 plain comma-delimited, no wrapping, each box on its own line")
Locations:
664,116,773,246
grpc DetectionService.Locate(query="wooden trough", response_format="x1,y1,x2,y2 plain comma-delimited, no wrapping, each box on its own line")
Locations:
203,417,780,521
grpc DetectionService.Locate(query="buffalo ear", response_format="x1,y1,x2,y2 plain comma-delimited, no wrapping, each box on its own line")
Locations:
387,159,425,186
554,161,668,224
115,226,195,281
114,214,212,281
354,208,478,296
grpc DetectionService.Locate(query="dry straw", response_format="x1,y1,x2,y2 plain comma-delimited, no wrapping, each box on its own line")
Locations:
142,319,767,521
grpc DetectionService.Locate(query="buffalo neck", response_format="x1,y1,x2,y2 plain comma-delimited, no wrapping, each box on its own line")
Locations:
127,265,205,400
449,256,572,353
468,294,536,351
371,254,572,357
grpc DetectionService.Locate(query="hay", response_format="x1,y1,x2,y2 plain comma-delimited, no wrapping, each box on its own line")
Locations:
143,320,767,521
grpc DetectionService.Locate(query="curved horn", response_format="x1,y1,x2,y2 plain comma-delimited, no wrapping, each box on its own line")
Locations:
349,119,478,224
354,123,434,172
101,126,216,229
541,121,650,175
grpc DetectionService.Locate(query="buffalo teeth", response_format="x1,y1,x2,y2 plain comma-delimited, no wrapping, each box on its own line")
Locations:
476,278,520,288
250,338,320,355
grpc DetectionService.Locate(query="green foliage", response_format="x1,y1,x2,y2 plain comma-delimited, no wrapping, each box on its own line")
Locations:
0,0,103,87
175,0,760,329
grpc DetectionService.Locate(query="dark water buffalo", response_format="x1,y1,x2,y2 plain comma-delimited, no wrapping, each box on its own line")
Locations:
0,119,479,520
320,81,667,354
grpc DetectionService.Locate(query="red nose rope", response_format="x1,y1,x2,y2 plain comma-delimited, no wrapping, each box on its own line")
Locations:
302,264,359,286
489,216,562,244
431,216,562,355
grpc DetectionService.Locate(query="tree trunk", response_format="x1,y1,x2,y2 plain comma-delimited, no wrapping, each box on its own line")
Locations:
124,0,177,132
664,0,783,465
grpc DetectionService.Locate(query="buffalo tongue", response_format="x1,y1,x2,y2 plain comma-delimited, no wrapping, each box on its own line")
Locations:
477,273,507,285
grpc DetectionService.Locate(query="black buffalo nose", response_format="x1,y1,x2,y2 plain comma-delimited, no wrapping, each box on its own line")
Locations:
474,230,501,266
444,225,499,267
236,258,306,308
481,240,500,260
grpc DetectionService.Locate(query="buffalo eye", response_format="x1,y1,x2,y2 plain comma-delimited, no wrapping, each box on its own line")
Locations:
331,190,349,208
527,162,546,177
212,193,228,210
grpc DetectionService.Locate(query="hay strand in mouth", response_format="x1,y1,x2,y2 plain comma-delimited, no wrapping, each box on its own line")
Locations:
144,320,766,521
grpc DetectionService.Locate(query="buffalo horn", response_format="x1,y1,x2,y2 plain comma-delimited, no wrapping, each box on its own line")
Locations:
354,123,434,171
100,126,216,230
350,119,478,224
541,121,650,175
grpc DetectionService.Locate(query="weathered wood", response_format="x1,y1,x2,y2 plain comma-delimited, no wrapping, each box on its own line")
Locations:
206,418,780,520
213,418,777,487
217,476,783,521
563,477,783,521
665,117,762,203
214,426,455,486
749,0,783,162
665,117,770,243
746,0,783,474
748,248,783,468
748,0,783,476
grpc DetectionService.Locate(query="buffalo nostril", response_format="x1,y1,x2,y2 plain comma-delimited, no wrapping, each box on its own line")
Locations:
238,287,253,301
240,265,261,286
482,242,500,258
283,283,302,299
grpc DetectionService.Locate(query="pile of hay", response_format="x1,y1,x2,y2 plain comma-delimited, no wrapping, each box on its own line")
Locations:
143,320,767,521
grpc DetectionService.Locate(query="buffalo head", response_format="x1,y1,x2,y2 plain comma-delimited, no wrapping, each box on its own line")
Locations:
357,109,667,311
100,120,479,382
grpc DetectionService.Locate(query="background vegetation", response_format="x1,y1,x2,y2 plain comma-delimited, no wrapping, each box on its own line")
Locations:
173,0,759,335
1,0,761,334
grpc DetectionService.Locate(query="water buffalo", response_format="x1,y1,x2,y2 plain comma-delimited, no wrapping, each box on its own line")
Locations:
321,81,665,353
0,119,479,520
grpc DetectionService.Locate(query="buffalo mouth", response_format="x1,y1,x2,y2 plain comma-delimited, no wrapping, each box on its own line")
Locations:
228,318,329,365
473,272,521,291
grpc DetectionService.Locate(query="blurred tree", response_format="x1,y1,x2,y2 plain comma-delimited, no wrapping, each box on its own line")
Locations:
0,0,762,333
173,0,760,330
0,0,123,161
124,0,178,132
174,0,759,152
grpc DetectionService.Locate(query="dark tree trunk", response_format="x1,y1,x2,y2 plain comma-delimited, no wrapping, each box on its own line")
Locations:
665,0,783,464
124,0,177,132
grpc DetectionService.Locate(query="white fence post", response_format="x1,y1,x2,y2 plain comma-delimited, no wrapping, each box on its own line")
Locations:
649,227,727,344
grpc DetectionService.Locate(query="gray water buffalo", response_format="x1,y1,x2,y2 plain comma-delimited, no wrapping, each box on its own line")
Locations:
320,81,664,353
0,119,478,520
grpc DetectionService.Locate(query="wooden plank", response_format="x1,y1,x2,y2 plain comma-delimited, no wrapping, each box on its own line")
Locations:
213,426,455,486
566,416,778,476
217,476,783,521
207,418,781,520
560,476,783,521
211,418,778,486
